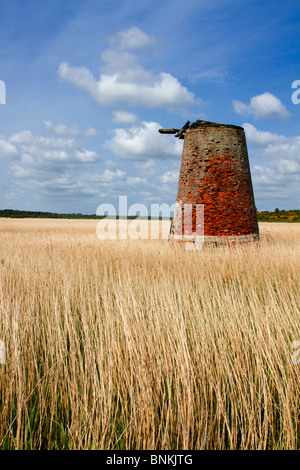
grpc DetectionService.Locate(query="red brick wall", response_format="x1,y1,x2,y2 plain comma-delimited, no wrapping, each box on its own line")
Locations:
170,122,259,243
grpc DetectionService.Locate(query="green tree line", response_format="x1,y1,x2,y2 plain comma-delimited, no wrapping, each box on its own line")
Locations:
0,208,299,222
0,209,171,220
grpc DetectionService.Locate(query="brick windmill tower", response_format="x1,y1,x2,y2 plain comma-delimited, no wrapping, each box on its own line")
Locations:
159,120,259,247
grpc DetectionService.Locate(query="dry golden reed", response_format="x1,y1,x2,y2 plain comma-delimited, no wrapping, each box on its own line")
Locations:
0,218,299,449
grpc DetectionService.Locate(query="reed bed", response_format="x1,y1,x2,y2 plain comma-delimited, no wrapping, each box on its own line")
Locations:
0,218,299,449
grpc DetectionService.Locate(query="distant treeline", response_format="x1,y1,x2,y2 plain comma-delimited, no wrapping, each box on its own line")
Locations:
256,209,300,222
0,208,299,222
0,209,172,220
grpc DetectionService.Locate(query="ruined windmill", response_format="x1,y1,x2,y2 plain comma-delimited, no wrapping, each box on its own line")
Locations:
158,120,259,247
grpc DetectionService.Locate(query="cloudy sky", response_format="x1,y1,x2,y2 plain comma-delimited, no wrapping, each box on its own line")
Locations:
0,0,300,214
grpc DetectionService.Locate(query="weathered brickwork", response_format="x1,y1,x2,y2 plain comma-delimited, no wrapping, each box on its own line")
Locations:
169,121,259,246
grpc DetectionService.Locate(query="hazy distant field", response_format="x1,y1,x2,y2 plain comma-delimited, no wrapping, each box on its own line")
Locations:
0,218,299,449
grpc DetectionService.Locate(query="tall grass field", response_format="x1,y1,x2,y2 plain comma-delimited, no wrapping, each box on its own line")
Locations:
0,218,299,450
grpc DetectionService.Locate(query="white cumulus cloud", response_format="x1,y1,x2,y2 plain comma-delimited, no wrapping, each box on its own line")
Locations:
44,121,98,137
58,27,199,112
6,130,101,184
0,139,18,158
160,170,179,184
58,63,197,110
104,120,183,160
107,26,156,50
233,92,290,120
10,130,99,163
243,123,286,146
112,111,139,124
243,123,300,207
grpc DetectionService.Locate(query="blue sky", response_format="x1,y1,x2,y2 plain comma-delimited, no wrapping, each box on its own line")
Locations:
0,0,300,214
